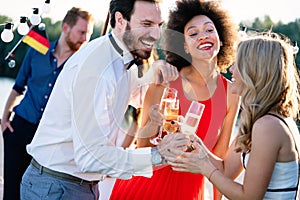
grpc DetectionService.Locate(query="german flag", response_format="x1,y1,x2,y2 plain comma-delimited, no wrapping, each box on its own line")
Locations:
23,25,50,55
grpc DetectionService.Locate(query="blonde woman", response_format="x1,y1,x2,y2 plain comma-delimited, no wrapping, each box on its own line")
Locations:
163,33,300,199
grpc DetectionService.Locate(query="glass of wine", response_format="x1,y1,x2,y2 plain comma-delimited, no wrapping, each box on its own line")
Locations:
150,87,178,145
180,101,205,135
163,99,180,134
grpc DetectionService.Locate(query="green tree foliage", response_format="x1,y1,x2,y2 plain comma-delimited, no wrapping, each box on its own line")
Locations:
240,16,300,129
1,14,300,77
240,16,300,70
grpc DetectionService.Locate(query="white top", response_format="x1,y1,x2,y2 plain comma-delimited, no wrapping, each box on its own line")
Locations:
243,153,299,199
27,33,155,181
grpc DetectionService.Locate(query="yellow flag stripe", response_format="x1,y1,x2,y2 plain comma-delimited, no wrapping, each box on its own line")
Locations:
23,36,49,55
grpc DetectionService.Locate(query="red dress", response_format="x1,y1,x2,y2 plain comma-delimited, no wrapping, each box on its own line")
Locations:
110,75,228,200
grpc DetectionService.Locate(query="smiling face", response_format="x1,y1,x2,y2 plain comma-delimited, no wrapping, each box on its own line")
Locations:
123,1,163,59
183,15,221,62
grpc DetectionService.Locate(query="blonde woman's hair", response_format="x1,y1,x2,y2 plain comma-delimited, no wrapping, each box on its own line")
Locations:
235,33,300,153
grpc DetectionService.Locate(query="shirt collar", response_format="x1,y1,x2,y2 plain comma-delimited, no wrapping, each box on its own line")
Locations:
50,40,58,54
49,40,69,68
109,32,134,67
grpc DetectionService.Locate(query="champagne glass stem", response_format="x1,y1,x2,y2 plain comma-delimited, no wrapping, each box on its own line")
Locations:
150,126,163,145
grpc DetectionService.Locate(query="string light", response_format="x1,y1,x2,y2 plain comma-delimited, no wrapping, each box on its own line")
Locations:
42,0,51,14
1,22,14,43
238,26,247,39
239,25,299,56
17,16,29,35
292,41,299,55
30,8,41,25
0,0,51,43
8,59,16,68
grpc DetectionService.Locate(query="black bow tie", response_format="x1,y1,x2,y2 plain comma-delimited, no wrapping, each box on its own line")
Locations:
109,33,141,70
127,57,142,70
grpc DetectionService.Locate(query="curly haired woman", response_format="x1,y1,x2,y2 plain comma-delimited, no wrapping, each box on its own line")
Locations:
110,0,240,199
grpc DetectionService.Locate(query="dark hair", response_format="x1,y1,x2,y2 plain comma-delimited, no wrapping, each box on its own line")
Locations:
165,0,238,72
62,7,94,28
109,0,160,28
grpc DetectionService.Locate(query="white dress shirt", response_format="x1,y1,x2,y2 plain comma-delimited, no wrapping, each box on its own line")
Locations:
27,33,154,181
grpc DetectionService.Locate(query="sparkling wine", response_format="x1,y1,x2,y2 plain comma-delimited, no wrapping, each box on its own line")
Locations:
160,98,175,110
181,101,205,135
163,107,179,133
181,113,201,135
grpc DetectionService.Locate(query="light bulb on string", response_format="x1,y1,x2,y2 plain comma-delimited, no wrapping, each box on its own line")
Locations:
38,23,46,31
17,16,29,35
8,59,16,68
1,22,14,43
292,41,299,55
30,8,41,25
238,26,247,40
42,0,51,14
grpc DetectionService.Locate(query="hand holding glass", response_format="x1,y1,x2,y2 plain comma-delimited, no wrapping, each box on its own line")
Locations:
150,88,178,145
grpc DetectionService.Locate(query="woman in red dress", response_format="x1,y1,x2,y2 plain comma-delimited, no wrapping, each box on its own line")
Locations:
110,0,240,199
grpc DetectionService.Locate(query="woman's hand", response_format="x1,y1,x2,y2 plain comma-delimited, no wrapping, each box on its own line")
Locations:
152,60,179,85
162,135,214,176
137,104,163,139
148,104,164,127
157,133,190,160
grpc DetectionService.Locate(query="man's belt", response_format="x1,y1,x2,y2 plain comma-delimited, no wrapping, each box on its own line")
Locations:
31,158,99,185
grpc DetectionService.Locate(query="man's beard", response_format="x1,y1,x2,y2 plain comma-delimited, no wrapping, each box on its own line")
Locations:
66,34,82,52
123,23,152,59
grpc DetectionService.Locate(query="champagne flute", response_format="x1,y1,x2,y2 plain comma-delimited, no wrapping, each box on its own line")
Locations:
150,87,178,145
181,101,205,135
180,101,205,151
163,99,180,134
